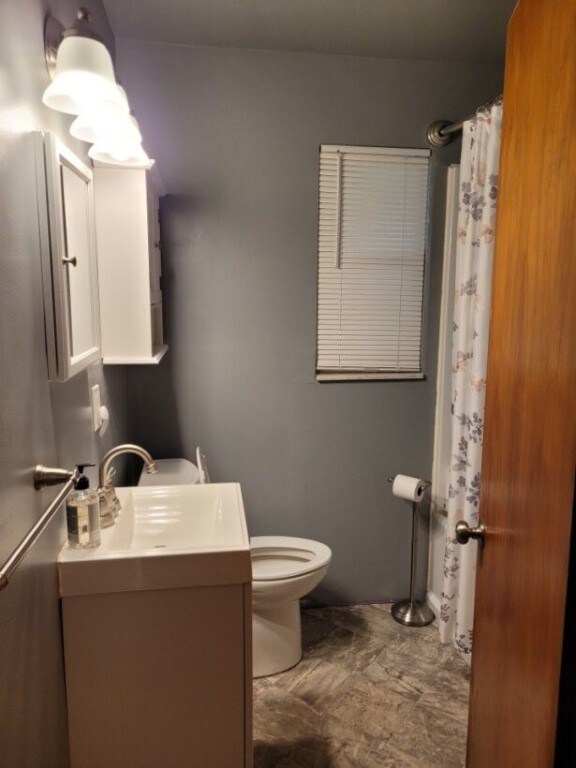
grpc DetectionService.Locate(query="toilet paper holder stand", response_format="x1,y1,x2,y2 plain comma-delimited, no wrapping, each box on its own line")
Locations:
387,476,435,628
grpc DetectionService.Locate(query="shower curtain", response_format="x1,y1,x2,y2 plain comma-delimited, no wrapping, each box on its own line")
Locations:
439,102,502,654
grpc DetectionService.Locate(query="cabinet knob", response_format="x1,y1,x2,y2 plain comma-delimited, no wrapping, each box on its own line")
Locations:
62,256,77,267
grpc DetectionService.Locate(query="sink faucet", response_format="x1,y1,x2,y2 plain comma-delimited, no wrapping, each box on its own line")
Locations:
97,444,157,527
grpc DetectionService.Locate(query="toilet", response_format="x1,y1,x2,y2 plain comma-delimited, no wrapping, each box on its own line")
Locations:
251,536,331,677
138,457,200,486
138,454,332,678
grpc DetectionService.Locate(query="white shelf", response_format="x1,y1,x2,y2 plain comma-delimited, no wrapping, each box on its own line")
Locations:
102,344,169,365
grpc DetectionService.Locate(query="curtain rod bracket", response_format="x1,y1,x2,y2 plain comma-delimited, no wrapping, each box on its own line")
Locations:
426,120,455,148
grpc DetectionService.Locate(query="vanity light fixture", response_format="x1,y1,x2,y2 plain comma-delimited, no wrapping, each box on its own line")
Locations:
42,7,126,116
42,7,154,169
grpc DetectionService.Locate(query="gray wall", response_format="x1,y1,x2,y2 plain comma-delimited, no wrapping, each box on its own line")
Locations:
0,2,130,766
119,42,504,605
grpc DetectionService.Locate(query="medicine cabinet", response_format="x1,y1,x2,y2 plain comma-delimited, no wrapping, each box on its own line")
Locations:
35,133,102,381
93,166,168,364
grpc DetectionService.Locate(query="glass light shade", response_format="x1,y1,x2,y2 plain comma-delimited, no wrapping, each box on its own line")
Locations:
42,36,127,115
69,85,131,142
71,111,142,145
88,142,153,168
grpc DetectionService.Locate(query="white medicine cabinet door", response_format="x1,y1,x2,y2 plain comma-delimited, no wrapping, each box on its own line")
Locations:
35,133,102,381
93,166,167,364
147,182,162,305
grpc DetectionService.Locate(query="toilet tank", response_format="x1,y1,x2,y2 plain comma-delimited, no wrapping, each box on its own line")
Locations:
138,458,199,486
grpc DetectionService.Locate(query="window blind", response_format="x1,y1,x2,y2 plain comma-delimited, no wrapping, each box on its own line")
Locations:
316,145,430,380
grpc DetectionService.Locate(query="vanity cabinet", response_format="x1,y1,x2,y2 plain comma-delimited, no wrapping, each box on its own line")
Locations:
93,166,168,364
61,584,253,768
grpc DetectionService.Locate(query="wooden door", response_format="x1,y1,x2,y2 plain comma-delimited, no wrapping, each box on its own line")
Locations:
466,0,576,765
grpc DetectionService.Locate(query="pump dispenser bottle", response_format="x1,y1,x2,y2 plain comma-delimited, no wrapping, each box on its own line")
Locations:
66,465,101,549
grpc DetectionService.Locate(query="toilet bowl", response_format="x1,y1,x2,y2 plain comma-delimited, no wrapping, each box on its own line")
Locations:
251,536,332,678
137,455,332,678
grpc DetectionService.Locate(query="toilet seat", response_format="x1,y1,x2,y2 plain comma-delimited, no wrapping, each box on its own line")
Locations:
251,536,332,581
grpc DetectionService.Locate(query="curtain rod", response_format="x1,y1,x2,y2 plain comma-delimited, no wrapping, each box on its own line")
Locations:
426,95,503,148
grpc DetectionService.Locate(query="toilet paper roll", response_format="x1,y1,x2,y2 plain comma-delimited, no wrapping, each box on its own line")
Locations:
392,474,427,503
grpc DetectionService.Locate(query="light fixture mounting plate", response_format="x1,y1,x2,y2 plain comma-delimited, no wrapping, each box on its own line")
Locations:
44,15,65,80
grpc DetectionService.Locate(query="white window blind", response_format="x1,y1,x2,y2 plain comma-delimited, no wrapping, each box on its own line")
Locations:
316,145,430,381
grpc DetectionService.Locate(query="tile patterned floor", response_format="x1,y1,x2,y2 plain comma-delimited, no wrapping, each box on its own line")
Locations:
253,604,470,767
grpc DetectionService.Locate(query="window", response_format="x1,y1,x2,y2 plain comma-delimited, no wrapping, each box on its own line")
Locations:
316,145,430,381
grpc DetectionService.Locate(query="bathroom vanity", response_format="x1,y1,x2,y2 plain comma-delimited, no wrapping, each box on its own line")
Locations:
58,483,253,768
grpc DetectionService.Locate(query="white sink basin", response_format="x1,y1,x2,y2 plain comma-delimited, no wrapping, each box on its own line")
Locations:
108,484,247,552
58,483,251,597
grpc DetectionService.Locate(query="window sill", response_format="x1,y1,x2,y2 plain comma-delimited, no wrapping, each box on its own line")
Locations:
316,372,425,382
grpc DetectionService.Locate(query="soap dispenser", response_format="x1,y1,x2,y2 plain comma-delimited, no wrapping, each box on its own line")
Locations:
66,465,101,549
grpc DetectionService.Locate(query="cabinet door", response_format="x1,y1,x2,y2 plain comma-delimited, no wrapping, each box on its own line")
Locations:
147,180,162,306
63,585,248,768
94,166,167,364
36,133,102,381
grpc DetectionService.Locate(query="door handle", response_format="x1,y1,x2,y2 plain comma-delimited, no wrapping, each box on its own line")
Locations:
455,520,486,547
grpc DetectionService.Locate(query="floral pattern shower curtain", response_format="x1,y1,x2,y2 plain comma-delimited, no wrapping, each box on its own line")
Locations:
439,103,502,654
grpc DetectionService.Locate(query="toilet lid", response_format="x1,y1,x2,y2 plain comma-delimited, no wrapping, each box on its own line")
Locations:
251,536,332,580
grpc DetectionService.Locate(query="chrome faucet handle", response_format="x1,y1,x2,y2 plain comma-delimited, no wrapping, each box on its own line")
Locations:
105,466,117,485
98,488,115,529
104,484,121,518
96,488,114,528
98,466,118,527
